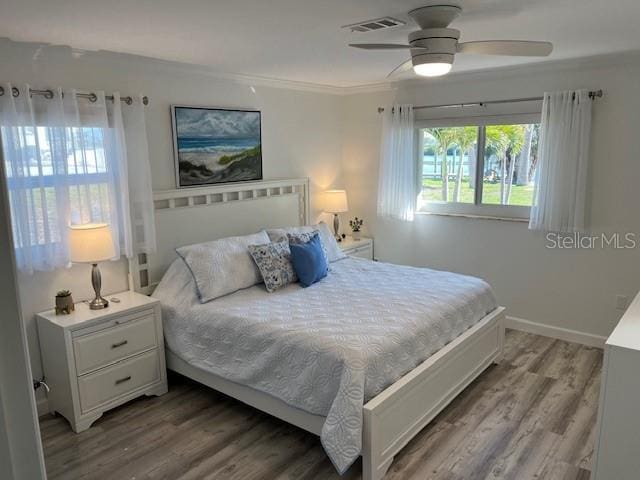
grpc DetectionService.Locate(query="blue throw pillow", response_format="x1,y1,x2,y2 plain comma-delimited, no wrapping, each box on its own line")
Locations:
289,233,328,287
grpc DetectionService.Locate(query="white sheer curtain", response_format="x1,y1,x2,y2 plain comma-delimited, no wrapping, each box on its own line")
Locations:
0,83,156,273
377,104,417,222
529,90,592,233
119,94,157,255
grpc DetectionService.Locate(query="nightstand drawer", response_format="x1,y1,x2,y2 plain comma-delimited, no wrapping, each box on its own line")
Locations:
72,308,155,337
78,349,160,413
349,245,373,260
74,314,157,375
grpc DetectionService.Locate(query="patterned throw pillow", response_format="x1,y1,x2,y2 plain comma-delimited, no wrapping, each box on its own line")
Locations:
248,240,297,293
287,230,330,266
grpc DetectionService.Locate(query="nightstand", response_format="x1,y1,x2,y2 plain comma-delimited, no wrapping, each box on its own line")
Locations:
36,290,167,433
339,236,374,260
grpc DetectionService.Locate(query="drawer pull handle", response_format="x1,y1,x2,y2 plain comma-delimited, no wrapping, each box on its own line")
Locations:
115,375,132,385
111,340,128,349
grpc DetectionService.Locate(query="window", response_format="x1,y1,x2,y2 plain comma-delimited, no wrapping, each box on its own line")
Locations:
2,125,114,249
418,116,540,219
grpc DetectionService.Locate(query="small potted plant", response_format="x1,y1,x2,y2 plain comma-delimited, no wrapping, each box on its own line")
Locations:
55,290,75,315
349,217,364,240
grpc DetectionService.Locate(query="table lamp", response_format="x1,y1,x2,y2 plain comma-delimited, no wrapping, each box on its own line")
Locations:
321,190,349,241
69,223,116,310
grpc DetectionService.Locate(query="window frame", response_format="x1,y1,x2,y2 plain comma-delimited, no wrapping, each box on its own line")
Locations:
416,112,541,221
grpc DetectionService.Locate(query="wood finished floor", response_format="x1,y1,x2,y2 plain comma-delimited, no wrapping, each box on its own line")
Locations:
40,330,602,480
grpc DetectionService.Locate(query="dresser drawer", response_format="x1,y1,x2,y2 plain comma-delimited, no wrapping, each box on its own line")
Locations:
73,314,157,375
78,349,160,413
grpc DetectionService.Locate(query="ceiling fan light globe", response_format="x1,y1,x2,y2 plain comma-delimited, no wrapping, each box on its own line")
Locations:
413,62,452,77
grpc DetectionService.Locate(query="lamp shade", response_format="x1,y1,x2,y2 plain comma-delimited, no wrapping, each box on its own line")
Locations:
69,223,116,263
321,190,349,213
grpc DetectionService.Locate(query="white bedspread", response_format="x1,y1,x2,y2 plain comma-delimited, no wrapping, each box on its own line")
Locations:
153,257,497,474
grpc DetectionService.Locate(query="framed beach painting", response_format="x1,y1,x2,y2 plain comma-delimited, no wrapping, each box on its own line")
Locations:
171,106,262,187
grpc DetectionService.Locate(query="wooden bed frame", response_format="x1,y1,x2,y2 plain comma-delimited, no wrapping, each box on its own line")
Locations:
131,177,506,480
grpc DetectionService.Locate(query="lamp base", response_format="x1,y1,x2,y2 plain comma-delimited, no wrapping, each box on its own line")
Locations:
89,263,109,310
333,213,342,242
89,296,109,310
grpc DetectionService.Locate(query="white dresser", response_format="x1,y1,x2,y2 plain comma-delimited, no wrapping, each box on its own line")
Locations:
592,290,640,479
339,236,374,260
36,291,167,432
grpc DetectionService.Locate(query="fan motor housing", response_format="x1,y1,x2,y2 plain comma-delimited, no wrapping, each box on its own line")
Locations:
411,52,455,69
409,28,459,55
409,28,459,70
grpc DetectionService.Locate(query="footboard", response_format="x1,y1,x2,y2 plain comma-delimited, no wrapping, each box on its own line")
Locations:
362,307,506,480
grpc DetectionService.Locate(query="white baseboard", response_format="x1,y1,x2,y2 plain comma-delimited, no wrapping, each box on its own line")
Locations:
506,315,607,349
36,397,49,418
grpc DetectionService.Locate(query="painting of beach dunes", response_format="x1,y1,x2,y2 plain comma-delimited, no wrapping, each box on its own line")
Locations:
172,106,262,187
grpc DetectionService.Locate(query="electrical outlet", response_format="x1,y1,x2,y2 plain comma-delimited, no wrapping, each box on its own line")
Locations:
615,294,628,310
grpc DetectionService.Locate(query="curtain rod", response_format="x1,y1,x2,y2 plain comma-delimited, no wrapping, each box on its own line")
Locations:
0,85,149,106
377,89,603,113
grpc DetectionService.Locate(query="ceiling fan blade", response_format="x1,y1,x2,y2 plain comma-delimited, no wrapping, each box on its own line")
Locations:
349,43,413,50
456,40,553,56
387,59,413,78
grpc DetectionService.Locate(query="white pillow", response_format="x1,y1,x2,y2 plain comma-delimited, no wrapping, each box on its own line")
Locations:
266,222,346,263
176,231,270,303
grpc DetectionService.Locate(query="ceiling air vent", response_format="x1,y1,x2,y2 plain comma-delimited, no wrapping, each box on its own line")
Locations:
342,17,406,33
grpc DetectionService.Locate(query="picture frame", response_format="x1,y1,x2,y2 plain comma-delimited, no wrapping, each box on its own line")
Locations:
171,105,263,188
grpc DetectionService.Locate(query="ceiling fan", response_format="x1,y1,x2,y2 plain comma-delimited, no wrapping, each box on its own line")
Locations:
349,4,553,78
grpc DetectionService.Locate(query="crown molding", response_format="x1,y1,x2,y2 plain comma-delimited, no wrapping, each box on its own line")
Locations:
199,70,347,95
336,82,396,95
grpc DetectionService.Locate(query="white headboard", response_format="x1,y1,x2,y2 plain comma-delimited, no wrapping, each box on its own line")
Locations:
130,178,310,295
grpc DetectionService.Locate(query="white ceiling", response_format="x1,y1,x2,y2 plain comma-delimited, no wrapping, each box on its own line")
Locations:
0,0,638,88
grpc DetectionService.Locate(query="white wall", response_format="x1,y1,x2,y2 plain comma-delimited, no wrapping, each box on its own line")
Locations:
341,55,640,339
0,39,345,405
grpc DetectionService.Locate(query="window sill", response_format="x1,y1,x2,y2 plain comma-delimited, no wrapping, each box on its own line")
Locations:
418,201,530,222
416,211,529,223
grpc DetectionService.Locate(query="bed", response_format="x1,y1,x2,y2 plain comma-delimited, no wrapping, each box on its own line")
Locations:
131,178,506,480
